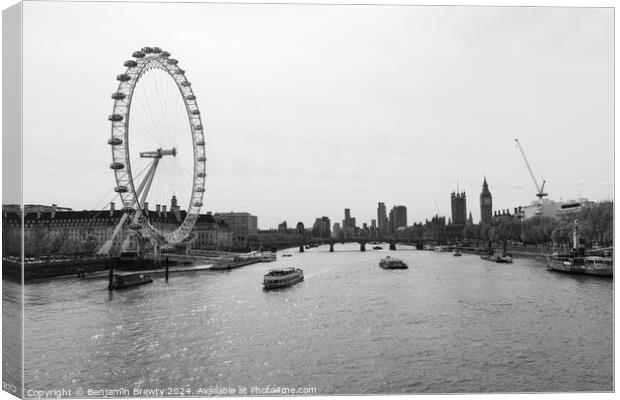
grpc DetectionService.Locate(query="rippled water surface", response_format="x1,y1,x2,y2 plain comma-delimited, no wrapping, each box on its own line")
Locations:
9,244,614,394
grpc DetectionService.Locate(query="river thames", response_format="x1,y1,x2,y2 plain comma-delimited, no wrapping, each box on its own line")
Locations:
5,243,613,395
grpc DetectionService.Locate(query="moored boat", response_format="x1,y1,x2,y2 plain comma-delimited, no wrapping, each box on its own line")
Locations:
480,254,512,263
379,256,408,269
259,253,277,262
453,248,462,257
372,246,383,250
546,221,613,277
547,255,613,277
109,272,153,290
495,254,513,263
263,268,304,289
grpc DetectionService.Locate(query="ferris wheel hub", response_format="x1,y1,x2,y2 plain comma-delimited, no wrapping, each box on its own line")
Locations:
139,147,177,158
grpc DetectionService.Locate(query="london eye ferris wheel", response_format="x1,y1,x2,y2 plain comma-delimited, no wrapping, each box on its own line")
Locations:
104,46,206,251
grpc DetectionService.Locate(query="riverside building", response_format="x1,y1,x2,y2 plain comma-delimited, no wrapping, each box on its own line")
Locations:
451,191,467,226
377,202,389,234
389,205,407,233
2,200,233,257
213,212,258,243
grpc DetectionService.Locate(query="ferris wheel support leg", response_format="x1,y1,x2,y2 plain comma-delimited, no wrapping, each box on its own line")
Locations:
153,241,162,268
138,158,160,210
97,212,130,255
132,158,160,224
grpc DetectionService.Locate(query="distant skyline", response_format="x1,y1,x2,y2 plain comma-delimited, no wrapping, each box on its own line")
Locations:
11,2,614,229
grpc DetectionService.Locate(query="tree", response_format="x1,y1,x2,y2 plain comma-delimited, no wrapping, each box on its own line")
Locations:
2,222,21,257
462,223,480,240
81,235,99,254
24,225,51,257
48,230,70,255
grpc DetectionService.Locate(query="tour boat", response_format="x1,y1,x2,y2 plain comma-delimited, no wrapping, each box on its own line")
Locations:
379,256,408,269
372,246,383,250
282,253,292,257
453,248,462,257
263,268,304,289
109,272,153,290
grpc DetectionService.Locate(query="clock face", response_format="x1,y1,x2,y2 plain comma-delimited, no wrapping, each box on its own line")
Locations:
483,198,491,205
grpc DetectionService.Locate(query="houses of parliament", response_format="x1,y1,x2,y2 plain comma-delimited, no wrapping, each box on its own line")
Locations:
450,178,493,227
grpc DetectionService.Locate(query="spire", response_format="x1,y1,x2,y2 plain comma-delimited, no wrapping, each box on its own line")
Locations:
481,176,491,196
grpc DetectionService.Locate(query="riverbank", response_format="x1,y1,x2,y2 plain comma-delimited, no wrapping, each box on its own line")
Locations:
2,251,267,282
455,247,550,259
210,258,262,270
3,257,113,282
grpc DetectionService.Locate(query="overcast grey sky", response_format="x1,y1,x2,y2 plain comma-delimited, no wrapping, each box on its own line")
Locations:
18,2,613,229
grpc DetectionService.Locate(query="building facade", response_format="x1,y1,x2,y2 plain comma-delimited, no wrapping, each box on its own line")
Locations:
556,198,595,217
3,202,233,257
332,222,341,239
190,212,234,250
312,216,331,238
389,205,407,232
213,212,258,243
377,202,389,234
343,208,356,238
521,199,562,219
451,191,467,226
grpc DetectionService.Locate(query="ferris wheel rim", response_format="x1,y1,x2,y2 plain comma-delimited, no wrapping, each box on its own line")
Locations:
107,47,206,245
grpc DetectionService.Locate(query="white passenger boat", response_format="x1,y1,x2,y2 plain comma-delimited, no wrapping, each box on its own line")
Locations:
379,256,408,269
263,268,304,289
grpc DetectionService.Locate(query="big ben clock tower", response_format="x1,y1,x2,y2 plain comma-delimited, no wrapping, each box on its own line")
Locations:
480,178,493,225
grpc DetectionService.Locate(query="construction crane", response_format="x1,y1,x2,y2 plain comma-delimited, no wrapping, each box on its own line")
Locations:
514,138,547,200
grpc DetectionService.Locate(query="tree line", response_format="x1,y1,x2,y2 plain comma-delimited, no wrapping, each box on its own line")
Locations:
396,201,613,247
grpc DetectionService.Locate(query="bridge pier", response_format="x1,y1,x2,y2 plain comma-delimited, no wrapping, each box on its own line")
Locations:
299,245,304,253
389,243,396,250
329,243,334,252
360,243,366,252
